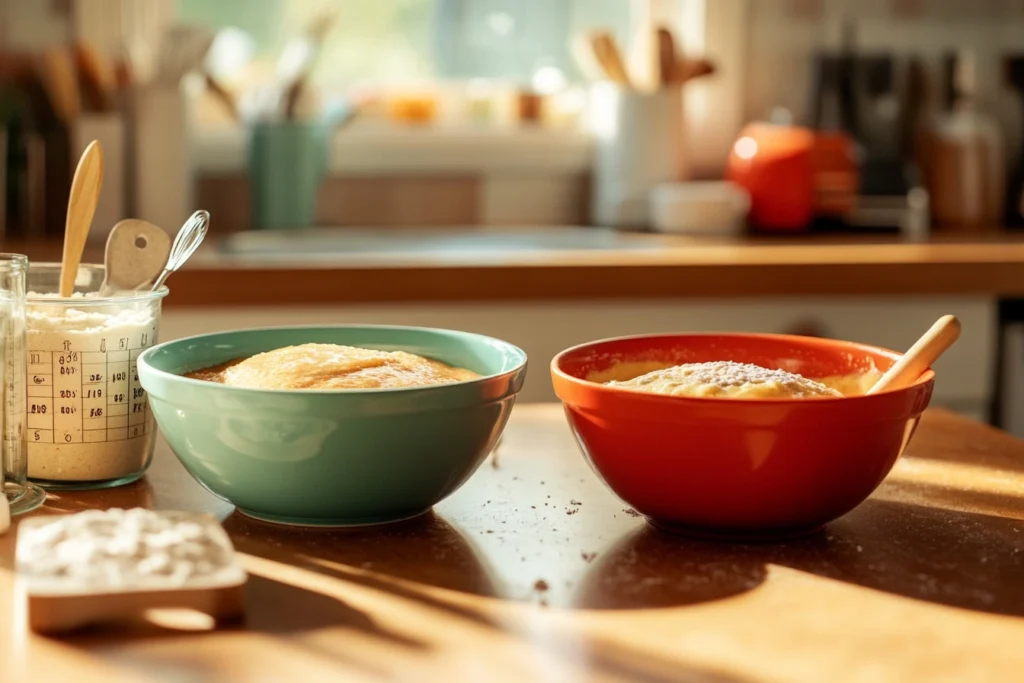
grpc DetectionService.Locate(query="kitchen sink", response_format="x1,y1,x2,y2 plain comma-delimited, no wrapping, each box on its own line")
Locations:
217,227,668,261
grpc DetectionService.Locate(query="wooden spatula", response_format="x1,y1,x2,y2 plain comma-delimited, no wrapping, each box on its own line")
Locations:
99,219,172,296
60,141,103,297
867,315,961,395
588,31,632,87
654,26,677,88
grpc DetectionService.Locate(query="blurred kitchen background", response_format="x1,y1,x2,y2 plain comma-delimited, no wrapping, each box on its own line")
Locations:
3,0,1024,429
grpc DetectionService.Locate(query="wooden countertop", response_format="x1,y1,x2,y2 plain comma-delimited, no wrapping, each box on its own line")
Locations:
8,230,1024,305
2,405,1024,682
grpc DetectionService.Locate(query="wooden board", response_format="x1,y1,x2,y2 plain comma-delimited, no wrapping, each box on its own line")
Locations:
2,405,1023,681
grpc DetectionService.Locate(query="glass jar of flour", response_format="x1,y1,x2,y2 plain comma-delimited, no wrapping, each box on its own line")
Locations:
26,264,167,489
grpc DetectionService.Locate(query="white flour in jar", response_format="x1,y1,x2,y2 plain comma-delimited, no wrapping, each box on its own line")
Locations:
26,293,160,483
16,508,241,591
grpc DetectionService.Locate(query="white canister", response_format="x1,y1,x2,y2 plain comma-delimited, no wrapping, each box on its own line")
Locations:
131,84,193,232
588,82,690,228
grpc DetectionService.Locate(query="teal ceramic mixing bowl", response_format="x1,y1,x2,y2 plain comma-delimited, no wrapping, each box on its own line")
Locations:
138,325,527,526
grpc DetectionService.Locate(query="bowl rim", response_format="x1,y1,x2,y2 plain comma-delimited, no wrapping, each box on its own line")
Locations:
550,331,935,404
138,323,528,396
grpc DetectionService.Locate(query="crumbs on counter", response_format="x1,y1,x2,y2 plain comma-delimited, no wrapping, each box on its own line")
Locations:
581,552,598,563
534,579,549,592
570,500,582,506
566,509,579,515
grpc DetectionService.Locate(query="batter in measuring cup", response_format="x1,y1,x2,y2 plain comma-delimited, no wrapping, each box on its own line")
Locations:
26,290,162,486
187,343,479,390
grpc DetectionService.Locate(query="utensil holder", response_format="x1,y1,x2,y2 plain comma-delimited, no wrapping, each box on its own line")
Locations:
588,82,689,228
248,122,328,230
73,115,126,243
131,85,192,232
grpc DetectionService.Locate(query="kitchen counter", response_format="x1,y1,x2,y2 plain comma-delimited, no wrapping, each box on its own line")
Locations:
7,229,1024,305
2,405,1023,682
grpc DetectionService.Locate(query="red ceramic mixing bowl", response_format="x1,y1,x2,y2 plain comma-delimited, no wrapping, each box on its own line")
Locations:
550,333,934,539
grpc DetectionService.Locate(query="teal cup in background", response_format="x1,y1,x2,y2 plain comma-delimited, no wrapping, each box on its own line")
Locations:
248,122,328,230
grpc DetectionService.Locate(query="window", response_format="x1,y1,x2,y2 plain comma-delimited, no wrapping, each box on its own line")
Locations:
177,0,639,87
174,0,740,177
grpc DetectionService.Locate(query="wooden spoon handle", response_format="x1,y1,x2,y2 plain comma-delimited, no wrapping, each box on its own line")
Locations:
654,26,677,88
589,31,632,88
60,140,104,297
866,315,961,395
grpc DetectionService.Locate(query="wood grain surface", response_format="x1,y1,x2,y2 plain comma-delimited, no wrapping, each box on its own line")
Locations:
2,405,1023,682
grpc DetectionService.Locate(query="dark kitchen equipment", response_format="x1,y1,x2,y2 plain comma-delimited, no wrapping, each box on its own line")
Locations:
1003,55,1024,227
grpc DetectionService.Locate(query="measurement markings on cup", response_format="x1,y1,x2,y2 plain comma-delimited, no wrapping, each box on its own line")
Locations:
27,334,151,445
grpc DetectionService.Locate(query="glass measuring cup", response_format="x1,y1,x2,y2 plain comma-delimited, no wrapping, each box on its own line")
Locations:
26,264,168,489
0,254,44,514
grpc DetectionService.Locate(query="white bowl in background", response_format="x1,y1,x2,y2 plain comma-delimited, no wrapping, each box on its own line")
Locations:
649,181,751,235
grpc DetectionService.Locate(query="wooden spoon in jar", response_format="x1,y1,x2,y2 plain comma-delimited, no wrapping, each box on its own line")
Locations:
866,315,961,395
60,141,104,297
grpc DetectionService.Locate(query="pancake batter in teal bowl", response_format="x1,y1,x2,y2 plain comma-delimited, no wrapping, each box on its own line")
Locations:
138,325,527,526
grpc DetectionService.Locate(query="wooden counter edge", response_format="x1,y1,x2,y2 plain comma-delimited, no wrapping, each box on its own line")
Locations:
8,236,1024,305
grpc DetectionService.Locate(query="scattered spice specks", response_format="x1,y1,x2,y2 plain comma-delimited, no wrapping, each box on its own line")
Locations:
486,530,494,534
581,552,598,563
566,509,579,515
570,500,582,506
623,508,641,517
531,506,536,509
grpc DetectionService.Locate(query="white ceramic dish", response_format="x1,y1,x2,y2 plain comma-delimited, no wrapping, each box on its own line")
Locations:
649,181,750,235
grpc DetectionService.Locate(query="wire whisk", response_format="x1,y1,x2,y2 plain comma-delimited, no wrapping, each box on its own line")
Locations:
151,210,209,291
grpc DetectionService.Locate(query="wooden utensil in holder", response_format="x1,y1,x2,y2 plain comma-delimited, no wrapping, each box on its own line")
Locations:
60,140,103,296
581,24,714,227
